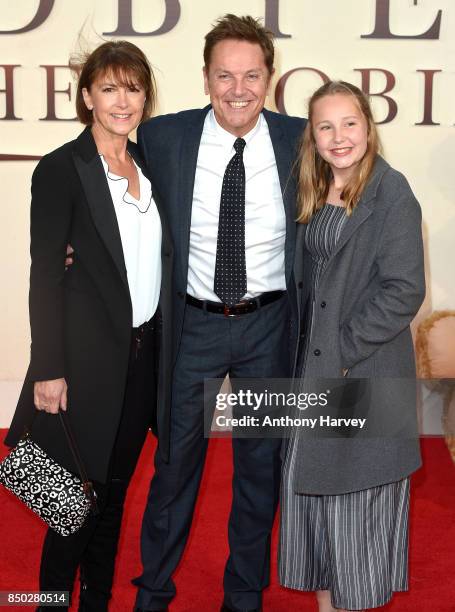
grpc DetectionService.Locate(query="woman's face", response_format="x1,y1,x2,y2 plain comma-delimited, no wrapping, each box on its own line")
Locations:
312,93,368,178
82,71,145,139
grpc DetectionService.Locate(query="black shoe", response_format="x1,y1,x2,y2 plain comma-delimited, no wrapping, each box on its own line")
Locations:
221,605,262,612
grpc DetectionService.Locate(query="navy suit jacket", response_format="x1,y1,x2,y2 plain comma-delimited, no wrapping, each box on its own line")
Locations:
138,105,306,361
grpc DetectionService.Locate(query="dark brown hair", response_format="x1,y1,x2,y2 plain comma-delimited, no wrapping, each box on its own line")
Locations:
297,80,381,223
71,40,156,125
204,14,275,75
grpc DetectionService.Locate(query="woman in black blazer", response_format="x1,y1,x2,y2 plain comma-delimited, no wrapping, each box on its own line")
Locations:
6,41,173,610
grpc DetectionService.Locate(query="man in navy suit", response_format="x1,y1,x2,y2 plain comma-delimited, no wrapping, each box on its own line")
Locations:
133,14,306,612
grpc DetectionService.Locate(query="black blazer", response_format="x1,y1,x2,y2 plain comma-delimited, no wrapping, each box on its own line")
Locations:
137,105,306,360
6,127,174,481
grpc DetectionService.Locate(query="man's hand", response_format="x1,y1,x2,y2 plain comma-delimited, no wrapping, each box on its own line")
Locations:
34,378,68,414
65,244,74,269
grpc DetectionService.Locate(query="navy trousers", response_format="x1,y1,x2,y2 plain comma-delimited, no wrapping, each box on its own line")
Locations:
134,295,290,610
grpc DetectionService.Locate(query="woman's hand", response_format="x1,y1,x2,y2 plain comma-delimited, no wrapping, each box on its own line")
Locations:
34,378,68,413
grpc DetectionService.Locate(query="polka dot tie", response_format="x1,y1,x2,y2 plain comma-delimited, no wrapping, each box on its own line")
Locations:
214,137,247,306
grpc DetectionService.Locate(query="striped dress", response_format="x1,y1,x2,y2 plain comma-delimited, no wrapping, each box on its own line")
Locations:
279,204,410,610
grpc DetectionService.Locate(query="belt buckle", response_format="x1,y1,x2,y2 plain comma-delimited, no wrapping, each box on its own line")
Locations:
223,299,251,317
223,304,237,318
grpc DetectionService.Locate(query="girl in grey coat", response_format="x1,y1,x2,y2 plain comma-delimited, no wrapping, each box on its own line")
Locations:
279,81,425,611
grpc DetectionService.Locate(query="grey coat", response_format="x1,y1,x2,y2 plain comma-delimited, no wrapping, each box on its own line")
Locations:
292,156,426,495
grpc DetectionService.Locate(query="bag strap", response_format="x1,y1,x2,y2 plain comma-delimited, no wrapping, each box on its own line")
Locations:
58,412,99,515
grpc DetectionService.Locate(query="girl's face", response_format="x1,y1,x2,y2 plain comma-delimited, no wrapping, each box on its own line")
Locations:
312,93,368,179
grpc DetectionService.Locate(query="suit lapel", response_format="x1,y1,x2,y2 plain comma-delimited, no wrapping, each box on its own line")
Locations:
72,127,129,291
177,107,209,281
263,109,297,284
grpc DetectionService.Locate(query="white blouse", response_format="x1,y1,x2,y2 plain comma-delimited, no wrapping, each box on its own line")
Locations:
100,154,162,327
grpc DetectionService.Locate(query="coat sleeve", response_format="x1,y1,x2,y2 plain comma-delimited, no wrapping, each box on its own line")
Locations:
339,182,425,369
27,153,73,381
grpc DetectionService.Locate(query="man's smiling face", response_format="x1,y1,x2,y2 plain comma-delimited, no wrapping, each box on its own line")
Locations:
203,39,272,137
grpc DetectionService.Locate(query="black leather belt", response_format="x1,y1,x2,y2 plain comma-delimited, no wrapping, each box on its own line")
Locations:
186,291,285,317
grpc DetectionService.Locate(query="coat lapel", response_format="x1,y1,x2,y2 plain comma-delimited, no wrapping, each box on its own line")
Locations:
177,107,209,280
329,202,373,261
329,156,390,261
302,155,389,291
72,127,129,291
263,109,297,284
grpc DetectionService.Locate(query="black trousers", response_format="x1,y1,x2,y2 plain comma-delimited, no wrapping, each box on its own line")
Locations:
38,317,157,611
134,296,290,611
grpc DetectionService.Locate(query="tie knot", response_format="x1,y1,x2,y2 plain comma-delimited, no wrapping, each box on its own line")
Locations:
234,138,246,155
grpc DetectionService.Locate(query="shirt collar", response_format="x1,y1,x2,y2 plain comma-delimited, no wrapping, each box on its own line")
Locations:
207,108,264,151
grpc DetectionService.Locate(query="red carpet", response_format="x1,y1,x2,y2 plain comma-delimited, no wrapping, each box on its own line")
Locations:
1,434,454,611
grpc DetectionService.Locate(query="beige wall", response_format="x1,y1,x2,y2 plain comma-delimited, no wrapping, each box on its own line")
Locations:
1,1,453,424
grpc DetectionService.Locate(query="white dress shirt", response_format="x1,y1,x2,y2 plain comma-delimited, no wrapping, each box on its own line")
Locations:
100,154,162,327
187,110,286,302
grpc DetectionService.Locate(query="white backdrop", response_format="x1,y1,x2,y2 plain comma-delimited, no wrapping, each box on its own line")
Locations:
1,0,453,425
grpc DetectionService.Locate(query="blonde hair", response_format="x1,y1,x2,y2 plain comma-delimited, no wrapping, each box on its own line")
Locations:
297,81,381,223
